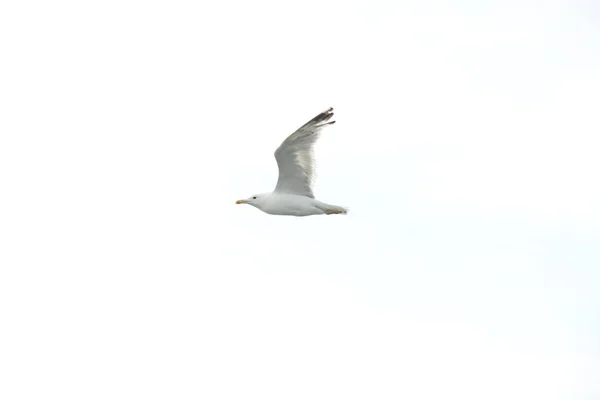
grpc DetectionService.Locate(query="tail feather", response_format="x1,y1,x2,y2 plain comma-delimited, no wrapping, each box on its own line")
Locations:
316,202,348,215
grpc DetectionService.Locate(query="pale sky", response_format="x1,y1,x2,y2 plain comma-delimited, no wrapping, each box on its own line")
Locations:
1,0,599,399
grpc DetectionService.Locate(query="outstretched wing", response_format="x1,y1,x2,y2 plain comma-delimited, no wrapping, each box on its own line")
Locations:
273,107,335,198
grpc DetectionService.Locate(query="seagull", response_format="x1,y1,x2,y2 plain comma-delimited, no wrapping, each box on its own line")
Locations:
236,107,348,217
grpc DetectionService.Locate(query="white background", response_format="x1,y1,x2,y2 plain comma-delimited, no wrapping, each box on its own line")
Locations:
1,0,599,399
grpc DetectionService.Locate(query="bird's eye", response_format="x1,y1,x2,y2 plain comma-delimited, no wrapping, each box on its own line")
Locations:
252,196,257,199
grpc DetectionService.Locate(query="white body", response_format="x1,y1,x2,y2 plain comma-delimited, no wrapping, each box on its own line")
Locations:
249,192,347,216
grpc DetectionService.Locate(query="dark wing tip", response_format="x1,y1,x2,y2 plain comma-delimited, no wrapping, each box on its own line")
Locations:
307,107,335,126
289,107,336,133
315,120,336,128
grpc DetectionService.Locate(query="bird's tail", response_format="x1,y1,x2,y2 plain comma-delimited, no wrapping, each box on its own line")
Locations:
315,201,348,215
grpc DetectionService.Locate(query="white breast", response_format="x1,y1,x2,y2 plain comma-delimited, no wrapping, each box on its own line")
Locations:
261,193,323,216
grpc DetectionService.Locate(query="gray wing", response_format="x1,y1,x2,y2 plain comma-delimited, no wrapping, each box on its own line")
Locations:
273,107,336,198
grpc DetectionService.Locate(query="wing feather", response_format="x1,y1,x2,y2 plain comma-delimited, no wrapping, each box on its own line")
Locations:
273,107,335,198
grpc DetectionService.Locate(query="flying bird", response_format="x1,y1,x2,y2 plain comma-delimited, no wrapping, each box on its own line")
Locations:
236,107,348,216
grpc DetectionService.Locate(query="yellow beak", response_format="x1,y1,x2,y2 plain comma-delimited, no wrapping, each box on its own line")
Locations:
236,199,247,204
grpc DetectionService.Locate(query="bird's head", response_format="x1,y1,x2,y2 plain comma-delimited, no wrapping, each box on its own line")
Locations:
235,194,266,209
